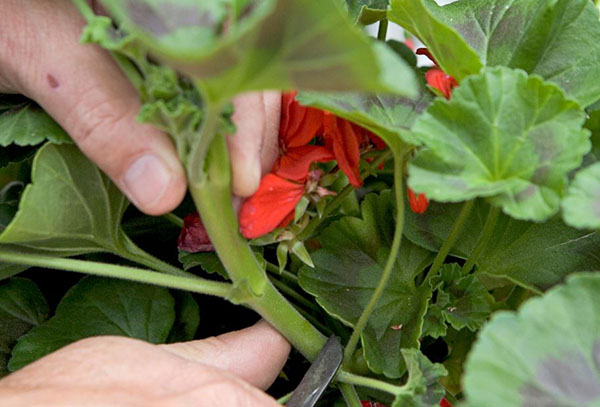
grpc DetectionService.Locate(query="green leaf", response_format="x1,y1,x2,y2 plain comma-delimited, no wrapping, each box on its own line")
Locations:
0,144,128,255
463,273,600,407
345,0,388,25
299,191,434,378
391,349,447,407
440,328,476,395
0,278,49,376
388,0,483,81
562,162,600,229
297,80,433,147
8,276,175,371
100,0,417,103
167,291,200,343
427,263,493,333
178,250,229,279
0,145,36,169
434,0,600,107
0,96,70,146
404,200,600,291
409,67,590,222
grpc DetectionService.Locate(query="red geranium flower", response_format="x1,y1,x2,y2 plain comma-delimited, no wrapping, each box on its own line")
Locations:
440,397,453,407
177,212,214,252
416,48,458,100
408,187,429,214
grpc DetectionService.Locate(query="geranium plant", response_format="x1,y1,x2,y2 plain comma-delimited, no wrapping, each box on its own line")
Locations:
1,0,600,405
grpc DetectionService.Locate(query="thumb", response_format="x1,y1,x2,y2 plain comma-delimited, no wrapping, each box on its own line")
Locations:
2,0,186,215
162,320,291,390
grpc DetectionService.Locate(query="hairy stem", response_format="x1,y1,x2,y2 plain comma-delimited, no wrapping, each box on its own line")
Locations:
0,249,233,298
461,205,501,274
342,152,405,367
337,371,408,396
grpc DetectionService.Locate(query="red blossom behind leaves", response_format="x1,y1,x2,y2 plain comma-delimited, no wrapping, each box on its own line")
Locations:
416,48,458,100
408,187,429,214
323,112,364,187
439,397,454,407
177,212,214,252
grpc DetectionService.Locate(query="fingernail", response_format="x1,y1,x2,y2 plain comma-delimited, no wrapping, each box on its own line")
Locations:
123,154,172,209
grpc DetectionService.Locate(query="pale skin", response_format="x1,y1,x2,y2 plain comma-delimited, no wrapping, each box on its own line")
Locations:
0,1,287,405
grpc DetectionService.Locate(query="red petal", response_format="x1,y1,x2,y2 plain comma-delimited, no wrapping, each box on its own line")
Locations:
439,398,453,407
239,174,305,239
272,145,334,182
177,212,214,252
408,188,429,214
416,47,438,65
425,68,458,100
280,91,324,148
368,132,387,150
324,114,363,188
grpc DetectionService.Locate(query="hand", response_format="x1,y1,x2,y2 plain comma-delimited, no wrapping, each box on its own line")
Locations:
0,321,291,406
0,0,280,215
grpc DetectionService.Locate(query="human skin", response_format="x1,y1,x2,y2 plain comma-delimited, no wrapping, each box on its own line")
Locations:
0,321,291,406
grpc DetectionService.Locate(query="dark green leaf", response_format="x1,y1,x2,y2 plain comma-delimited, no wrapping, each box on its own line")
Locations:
0,278,49,376
409,67,590,222
100,0,418,103
0,145,36,169
9,276,175,371
434,0,600,107
345,0,388,25
178,250,229,279
299,192,434,378
440,328,476,395
391,349,447,407
404,200,600,291
562,162,600,229
388,0,483,81
167,291,200,343
464,273,600,407
0,144,129,255
0,96,70,146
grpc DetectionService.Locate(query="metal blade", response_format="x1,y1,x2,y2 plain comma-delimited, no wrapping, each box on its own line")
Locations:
286,336,343,407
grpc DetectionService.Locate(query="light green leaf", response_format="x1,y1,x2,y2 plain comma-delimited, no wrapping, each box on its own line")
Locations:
100,0,417,103
562,162,600,229
9,276,175,371
299,192,434,378
388,0,483,81
0,144,128,255
434,0,600,107
391,349,447,407
404,200,600,291
463,273,600,407
345,0,388,25
0,96,70,146
0,278,49,376
408,67,590,222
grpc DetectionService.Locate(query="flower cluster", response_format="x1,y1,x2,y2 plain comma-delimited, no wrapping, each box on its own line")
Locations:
239,91,384,239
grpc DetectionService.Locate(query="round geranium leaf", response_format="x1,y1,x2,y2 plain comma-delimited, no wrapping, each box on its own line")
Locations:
562,162,600,229
408,67,590,222
463,273,600,407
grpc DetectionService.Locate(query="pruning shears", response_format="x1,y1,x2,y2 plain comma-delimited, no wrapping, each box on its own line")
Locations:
286,336,343,407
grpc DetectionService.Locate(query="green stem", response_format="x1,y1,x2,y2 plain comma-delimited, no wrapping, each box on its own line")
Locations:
337,371,407,396
0,249,233,298
298,149,393,240
342,153,405,367
71,0,95,21
188,116,326,360
277,392,293,405
162,213,184,228
425,200,474,283
188,103,223,183
340,383,363,407
269,276,319,313
377,19,389,41
266,262,299,285
461,205,501,274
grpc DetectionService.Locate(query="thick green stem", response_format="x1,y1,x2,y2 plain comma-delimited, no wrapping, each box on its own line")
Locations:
340,383,363,407
377,19,389,41
188,117,326,360
461,205,501,274
0,249,233,298
425,200,474,283
342,152,405,367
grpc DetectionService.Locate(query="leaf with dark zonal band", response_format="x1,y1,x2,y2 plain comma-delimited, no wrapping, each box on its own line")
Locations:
0,278,49,376
0,95,70,146
463,273,600,407
0,144,128,255
99,0,417,103
299,191,434,378
562,162,600,230
408,67,590,222
388,0,483,82
431,0,600,107
345,0,388,25
404,199,600,292
8,276,175,371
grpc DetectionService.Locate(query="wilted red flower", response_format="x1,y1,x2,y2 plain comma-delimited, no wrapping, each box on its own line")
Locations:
416,48,458,100
408,187,429,214
177,212,214,252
